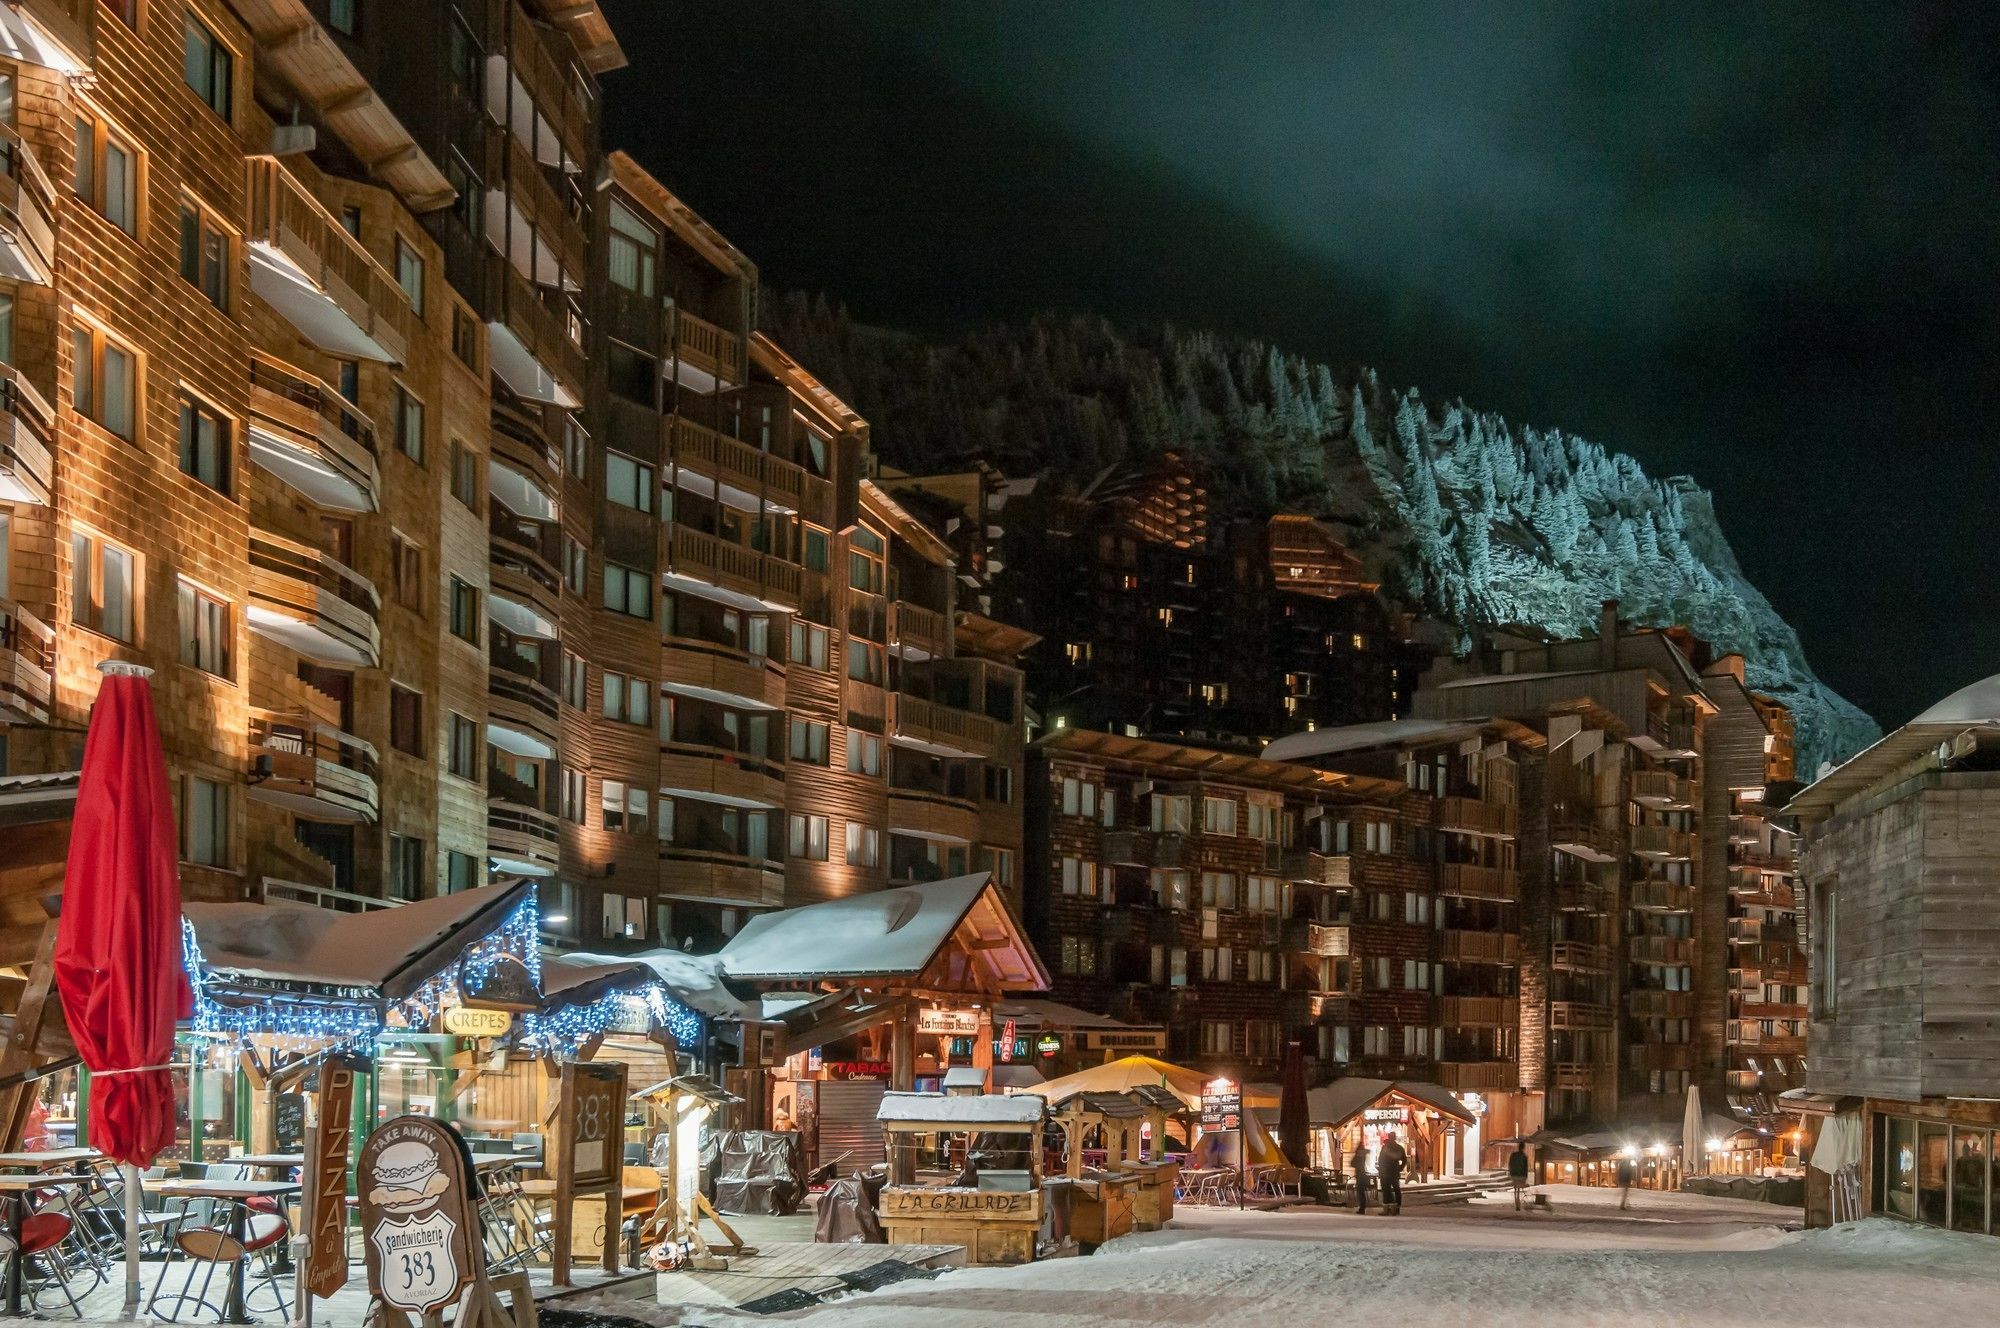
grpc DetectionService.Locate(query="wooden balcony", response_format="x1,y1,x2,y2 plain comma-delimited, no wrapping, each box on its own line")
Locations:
1737,999,1809,1021
247,708,379,825
1439,863,1518,902
4,0,94,72
247,529,380,667
0,123,56,284
1734,1032,1806,1057
1731,879,1798,909
1440,930,1519,964
1550,941,1611,972
491,397,562,480
1438,995,1517,1027
1629,989,1695,1018
667,525,801,610
888,787,980,844
1629,935,1694,966
662,636,786,710
1629,880,1695,913
1549,1000,1613,1031
1439,795,1517,838
1630,770,1695,809
1632,1043,1694,1073
0,363,54,506
1279,848,1351,888
486,253,583,405
489,505,563,595
486,652,560,759
658,743,785,808
245,157,411,365
672,308,744,390
1553,880,1611,914
1281,919,1351,957
486,795,560,877
1283,991,1351,1025
247,355,379,512
1436,1062,1515,1092
1631,824,1695,861
0,597,53,724
503,16,593,168
1100,828,1187,869
666,415,810,513
659,853,786,908
1550,814,1618,862
1550,1063,1604,1093
888,600,951,659
892,692,1000,760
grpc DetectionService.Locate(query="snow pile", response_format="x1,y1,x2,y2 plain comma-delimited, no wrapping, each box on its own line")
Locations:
877,1092,1047,1125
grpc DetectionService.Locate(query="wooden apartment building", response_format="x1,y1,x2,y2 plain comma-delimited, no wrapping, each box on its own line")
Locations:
0,1,1030,970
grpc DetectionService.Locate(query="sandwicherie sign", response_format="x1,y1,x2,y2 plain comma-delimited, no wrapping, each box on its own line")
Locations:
357,1117,483,1315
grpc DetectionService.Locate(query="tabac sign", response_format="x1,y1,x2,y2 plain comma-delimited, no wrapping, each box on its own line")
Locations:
358,1116,483,1315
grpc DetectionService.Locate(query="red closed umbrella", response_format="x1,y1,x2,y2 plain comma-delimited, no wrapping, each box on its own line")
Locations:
1278,1039,1310,1168
54,663,193,1307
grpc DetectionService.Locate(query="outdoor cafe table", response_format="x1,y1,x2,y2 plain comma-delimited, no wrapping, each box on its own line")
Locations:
148,1177,301,1325
225,1154,304,1176
0,1148,99,1171
0,1173,93,1316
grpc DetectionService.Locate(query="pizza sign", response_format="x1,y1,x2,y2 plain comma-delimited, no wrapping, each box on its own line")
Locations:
357,1116,482,1314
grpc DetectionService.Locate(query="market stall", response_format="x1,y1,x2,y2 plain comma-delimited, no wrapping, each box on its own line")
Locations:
1293,1078,1479,1181
875,1091,1046,1266
1051,1092,1144,1242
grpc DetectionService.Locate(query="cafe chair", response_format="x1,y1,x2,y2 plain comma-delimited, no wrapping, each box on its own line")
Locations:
147,1225,248,1323
6,1212,87,1318
240,1199,292,1319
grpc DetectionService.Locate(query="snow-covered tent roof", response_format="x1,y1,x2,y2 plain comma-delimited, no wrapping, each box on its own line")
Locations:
183,880,534,1001
1022,1055,1208,1108
878,1091,1046,1127
537,955,660,1012
718,873,1049,992
1789,671,2000,820
562,948,753,1020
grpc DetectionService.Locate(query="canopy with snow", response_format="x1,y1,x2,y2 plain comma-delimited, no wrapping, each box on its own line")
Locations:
1790,670,2000,820
718,873,1048,994
1023,1055,1211,1109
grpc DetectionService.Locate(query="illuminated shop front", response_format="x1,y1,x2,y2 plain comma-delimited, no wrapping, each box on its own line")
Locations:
1297,1079,1479,1177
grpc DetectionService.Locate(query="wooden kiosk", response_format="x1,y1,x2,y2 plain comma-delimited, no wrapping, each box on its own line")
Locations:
1109,1085,1186,1230
876,1091,1046,1267
1051,1091,1142,1242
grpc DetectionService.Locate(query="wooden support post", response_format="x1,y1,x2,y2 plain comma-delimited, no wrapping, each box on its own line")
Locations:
0,922,61,1150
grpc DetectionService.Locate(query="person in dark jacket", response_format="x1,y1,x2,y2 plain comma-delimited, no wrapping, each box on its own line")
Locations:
1376,1132,1408,1214
1508,1142,1531,1210
1616,1153,1639,1210
1350,1140,1371,1213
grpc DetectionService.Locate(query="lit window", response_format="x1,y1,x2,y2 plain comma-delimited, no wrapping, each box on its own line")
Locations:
606,451,654,512
177,203,230,311
395,385,425,464
180,775,230,867
175,579,230,678
607,197,658,296
176,396,229,494
70,531,135,642
601,562,651,619
72,323,138,440
181,17,234,121
395,236,425,316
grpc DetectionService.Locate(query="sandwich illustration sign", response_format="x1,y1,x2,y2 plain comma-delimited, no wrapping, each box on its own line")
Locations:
358,1117,482,1314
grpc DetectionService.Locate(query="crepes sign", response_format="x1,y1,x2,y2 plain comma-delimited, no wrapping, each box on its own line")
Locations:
357,1116,482,1314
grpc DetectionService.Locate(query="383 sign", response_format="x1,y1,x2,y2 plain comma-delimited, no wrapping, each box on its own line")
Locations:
356,1116,483,1315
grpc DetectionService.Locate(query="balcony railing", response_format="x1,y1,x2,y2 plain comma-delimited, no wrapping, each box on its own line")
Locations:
0,362,54,506
1438,996,1517,1027
672,308,744,388
893,691,1000,758
247,708,380,824
484,251,583,405
1629,989,1695,1018
1439,863,1519,901
1549,1000,1613,1031
668,525,801,608
0,122,57,284
245,157,410,364
1437,1062,1515,1092
1100,828,1186,869
247,354,379,512
1280,847,1351,888
1550,809,1617,860
1629,935,1694,966
0,597,54,723
1551,1063,1603,1093
1554,880,1611,914
1440,930,1519,964
505,19,593,167
888,599,950,658
1629,880,1695,913
667,415,809,511
1439,795,1517,838
486,781,560,877
247,529,381,667
1631,770,1695,808
1281,919,1351,957
1630,824,1695,861
1550,940,1611,972
489,504,564,589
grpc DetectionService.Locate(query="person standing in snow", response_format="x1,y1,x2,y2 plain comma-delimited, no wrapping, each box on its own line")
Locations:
1508,1142,1531,1210
1377,1132,1408,1214
1615,1154,1639,1210
1350,1139,1371,1214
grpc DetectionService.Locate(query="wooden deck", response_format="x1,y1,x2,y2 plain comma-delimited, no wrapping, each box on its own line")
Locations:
651,1241,963,1312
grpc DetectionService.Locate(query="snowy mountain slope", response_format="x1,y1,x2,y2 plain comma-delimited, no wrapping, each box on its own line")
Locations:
764,300,1879,770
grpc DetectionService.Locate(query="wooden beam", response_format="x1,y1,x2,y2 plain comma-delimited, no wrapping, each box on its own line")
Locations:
0,922,61,1149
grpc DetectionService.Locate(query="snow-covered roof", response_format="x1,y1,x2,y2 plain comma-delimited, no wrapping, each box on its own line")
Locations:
537,955,660,1011
563,948,753,1020
993,998,1152,1031
1263,719,1484,763
183,880,533,1000
1299,1078,1476,1127
1790,670,2000,820
878,1091,1046,1126
718,874,1049,991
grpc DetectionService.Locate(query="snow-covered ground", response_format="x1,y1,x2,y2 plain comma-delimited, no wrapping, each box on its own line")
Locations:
623,1186,2000,1327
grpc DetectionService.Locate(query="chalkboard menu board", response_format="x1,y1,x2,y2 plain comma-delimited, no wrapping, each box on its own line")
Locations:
274,1092,306,1151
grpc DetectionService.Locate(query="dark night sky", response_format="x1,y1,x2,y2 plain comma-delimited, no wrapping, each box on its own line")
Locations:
602,0,2000,731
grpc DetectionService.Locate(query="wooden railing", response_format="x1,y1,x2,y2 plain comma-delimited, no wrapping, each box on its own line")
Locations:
1630,824,1695,859
0,122,56,282
1439,863,1518,901
247,529,381,664
1281,919,1350,958
1549,1000,1613,1031
1550,1063,1602,1092
1630,880,1695,912
0,362,54,505
1631,770,1694,806
1440,930,1519,964
1438,795,1517,837
668,525,801,607
667,415,808,508
489,504,563,585
894,691,1001,755
11,0,94,69
889,600,949,656
0,596,54,723
672,309,745,385
1437,1062,1515,1092
1550,940,1611,971
1629,989,1694,1018
506,17,592,166
247,354,378,505
1629,934,1693,966
1280,848,1351,888
248,707,380,822
1438,996,1517,1027
246,157,410,363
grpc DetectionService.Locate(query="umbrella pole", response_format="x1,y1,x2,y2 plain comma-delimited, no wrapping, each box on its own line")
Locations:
122,1162,141,1314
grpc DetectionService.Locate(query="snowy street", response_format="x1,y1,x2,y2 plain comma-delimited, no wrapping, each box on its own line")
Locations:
638,1187,2000,1327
